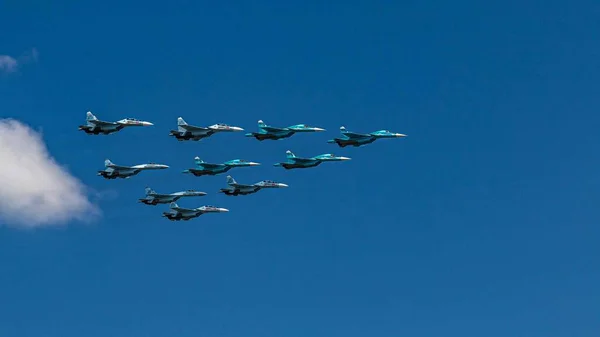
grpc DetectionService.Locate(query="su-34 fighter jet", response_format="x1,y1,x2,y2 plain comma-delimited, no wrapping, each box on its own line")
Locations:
274,150,350,169
162,202,229,221
219,175,288,196
169,117,244,141
327,126,406,147
97,159,169,179
182,156,260,177
245,120,325,141
138,187,207,205
79,111,154,135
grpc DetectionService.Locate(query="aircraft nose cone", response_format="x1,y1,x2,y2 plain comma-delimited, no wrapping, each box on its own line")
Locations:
340,156,351,160
396,133,406,137
232,126,244,131
249,162,260,166
219,208,229,212
143,121,154,126
314,127,326,132
279,183,289,188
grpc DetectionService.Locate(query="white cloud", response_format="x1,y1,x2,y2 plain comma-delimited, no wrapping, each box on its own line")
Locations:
0,55,18,72
0,48,38,73
0,119,100,228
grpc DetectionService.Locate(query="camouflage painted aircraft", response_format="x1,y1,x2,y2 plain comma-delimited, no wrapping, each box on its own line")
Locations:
327,126,406,147
182,156,260,176
273,150,350,169
79,111,153,135
162,202,229,221
219,175,288,196
245,120,325,141
169,117,244,141
139,187,207,205
97,159,168,179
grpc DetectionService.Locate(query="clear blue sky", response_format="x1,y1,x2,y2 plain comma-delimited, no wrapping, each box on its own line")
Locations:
1,1,599,336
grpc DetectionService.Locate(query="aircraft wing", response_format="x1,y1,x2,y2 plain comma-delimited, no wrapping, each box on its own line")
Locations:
182,124,210,131
343,131,371,139
198,162,223,168
109,164,133,170
292,157,316,163
261,126,287,132
232,183,255,189
89,119,117,126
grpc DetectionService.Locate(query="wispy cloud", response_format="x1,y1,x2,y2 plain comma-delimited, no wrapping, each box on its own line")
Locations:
0,119,100,228
0,55,18,72
0,48,38,73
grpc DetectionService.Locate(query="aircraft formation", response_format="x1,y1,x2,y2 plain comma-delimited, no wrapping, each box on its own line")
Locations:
81,111,406,221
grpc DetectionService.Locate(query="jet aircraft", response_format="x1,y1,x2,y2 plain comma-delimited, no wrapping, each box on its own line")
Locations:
327,126,406,147
273,150,350,169
219,175,288,196
79,111,153,135
245,120,325,141
139,187,207,205
162,202,229,221
169,117,244,141
98,159,169,179
182,156,260,176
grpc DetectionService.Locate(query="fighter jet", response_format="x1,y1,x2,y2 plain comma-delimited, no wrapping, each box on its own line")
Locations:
169,117,244,141
79,111,153,135
139,187,207,205
162,202,229,221
245,119,325,141
98,159,169,179
219,175,288,196
327,126,406,147
273,150,350,169
182,156,260,176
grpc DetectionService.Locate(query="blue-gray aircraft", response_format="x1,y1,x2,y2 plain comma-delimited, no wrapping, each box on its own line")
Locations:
182,156,260,176
273,150,350,169
98,159,169,179
219,175,288,196
245,119,325,141
79,111,154,135
139,187,207,205
162,202,229,221
169,117,244,141
327,126,406,147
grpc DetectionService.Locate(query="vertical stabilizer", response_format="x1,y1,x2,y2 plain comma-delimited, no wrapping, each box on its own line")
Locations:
145,187,155,195
226,175,237,185
177,117,188,132
258,120,267,128
169,202,179,209
285,150,296,158
340,126,347,133
194,156,204,166
87,111,97,121
104,159,114,167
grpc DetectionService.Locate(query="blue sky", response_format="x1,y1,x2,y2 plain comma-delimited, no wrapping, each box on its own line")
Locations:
1,0,599,336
